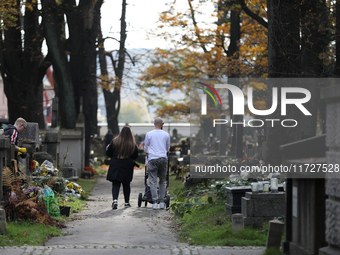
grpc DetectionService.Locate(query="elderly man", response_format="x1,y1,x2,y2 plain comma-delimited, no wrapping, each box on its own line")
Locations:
144,117,170,210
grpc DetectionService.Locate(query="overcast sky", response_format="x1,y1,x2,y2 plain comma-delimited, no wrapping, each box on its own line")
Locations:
101,0,172,50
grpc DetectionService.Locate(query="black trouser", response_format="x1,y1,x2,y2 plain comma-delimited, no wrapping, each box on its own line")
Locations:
112,180,130,203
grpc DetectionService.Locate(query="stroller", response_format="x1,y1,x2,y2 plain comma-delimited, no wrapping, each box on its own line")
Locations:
138,161,171,208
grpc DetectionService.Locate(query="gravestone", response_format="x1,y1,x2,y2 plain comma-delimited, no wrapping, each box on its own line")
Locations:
40,128,60,162
0,138,10,201
319,85,340,255
0,209,7,234
225,186,251,215
17,122,40,176
51,97,58,128
266,219,284,248
17,122,40,151
232,213,244,233
242,192,285,227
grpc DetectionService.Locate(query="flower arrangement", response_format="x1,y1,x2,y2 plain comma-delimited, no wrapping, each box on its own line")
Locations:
83,166,96,175
25,186,43,198
65,180,86,198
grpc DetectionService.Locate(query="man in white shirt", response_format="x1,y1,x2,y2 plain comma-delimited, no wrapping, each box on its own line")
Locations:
144,117,170,210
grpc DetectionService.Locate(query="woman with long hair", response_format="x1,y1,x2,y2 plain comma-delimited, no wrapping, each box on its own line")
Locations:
106,126,138,209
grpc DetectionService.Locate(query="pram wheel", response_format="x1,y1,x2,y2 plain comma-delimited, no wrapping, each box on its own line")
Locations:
165,195,170,208
145,201,148,207
138,193,142,207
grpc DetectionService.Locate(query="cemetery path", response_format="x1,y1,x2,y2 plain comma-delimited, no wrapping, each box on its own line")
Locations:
46,168,182,246
23,168,267,255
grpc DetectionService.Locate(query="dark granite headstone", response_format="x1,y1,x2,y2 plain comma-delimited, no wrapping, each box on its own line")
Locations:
266,219,284,248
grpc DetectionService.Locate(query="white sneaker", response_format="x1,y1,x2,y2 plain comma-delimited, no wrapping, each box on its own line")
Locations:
112,200,118,209
152,203,158,210
159,202,165,210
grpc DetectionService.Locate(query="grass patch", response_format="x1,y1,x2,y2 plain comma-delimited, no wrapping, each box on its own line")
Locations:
0,221,64,246
168,174,269,247
174,204,268,246
168,174,185,194
76,177,98,195
263,247,281,255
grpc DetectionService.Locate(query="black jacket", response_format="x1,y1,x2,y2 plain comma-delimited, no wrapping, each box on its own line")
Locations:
4,124,18,146
106,143,138,183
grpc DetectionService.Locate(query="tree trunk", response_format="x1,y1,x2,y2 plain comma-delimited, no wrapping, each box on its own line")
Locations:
0,0,47,128
227,6,242,158
100,0,127,137
266,0,301,165
42,0,77,129
300,0,329,138
65,0,102,166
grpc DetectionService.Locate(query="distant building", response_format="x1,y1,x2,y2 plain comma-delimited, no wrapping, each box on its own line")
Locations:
0,77,8,118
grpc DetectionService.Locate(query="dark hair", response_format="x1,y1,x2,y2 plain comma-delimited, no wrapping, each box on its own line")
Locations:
112,126,136,159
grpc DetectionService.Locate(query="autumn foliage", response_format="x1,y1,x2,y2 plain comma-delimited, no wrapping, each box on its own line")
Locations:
139,0,268,119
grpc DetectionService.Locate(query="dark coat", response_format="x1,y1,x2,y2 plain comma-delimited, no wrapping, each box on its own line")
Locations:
4,124,18,146
106,143,138,183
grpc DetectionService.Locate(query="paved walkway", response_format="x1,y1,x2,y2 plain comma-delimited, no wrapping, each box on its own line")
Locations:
1,169,266,255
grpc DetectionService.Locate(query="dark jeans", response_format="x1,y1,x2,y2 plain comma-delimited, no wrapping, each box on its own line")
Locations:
112,180,130,203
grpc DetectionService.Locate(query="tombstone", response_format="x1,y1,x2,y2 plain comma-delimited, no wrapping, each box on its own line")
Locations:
40,128,60,162
17,122,40,176
0,209,7,234
51,97,59,128
242,191,285,227
232,213,244,233
266,219,284,248
0,138,10,201
18,122,40,151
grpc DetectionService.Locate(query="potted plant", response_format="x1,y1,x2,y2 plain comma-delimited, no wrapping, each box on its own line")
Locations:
58,196,71,217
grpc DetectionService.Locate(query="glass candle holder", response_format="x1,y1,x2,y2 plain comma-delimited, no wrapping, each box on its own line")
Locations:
263,182,269,192
251,182,258,193
257,181,264,193
271,178,278,193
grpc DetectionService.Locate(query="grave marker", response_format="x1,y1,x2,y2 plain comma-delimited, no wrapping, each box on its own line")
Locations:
266,219,284,248
0,209,7,234
232,213,244,233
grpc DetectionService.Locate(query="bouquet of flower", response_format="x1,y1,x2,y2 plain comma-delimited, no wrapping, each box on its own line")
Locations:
25,186,43,198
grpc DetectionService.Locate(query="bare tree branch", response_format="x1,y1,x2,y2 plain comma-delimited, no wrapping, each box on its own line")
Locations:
238,0,268,28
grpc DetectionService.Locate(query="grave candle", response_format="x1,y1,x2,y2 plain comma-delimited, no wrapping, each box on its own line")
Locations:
271,178,278,193
263,182,269,192
258,181,264,193
251,182,258,193
251,178,258,193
